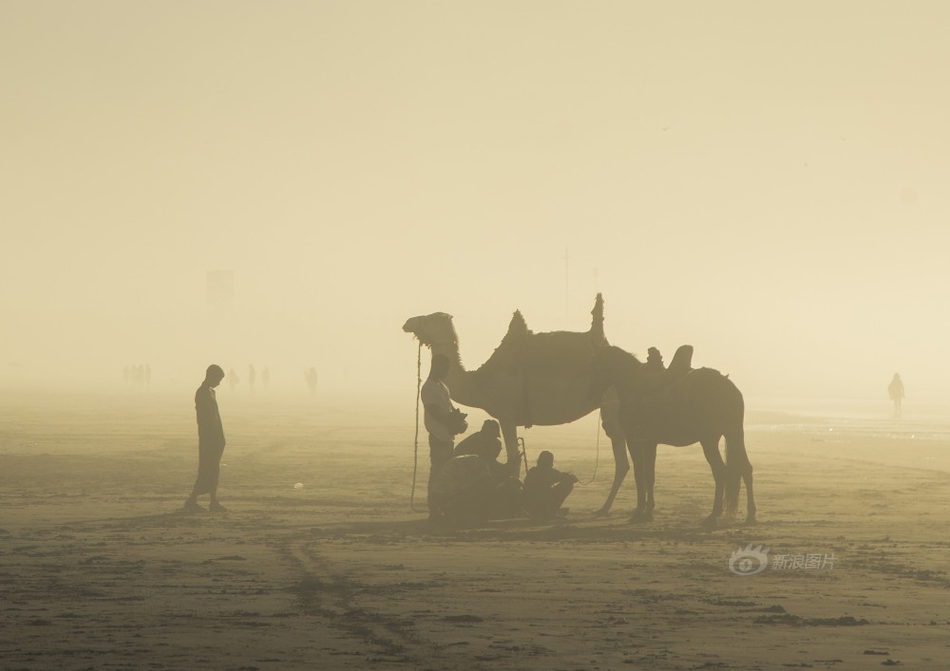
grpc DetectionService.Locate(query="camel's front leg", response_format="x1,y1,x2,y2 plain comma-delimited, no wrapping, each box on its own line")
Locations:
500,420,522,478
700,438,727,530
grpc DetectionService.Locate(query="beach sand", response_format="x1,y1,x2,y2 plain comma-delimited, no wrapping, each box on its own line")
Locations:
1,390,949,669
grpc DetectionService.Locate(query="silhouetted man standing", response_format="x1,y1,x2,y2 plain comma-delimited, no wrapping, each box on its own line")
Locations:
423,353,466,520
185,364,228,512
888,373,905,418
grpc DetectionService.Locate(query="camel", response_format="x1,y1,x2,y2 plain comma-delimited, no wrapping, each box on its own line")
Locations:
590,345,757,529
403,295,634,514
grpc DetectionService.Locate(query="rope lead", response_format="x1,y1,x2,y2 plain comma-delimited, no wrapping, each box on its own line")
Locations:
410,342,422,511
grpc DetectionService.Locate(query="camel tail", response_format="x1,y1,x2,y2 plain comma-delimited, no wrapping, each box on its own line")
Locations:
723,430,745,514
723,387,749,515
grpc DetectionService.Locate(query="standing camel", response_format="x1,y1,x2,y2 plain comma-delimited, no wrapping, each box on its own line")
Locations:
403,295,635,514
590,345,756,528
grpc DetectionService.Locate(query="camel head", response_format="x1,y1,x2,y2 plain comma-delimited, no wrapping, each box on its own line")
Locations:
402,312,458,348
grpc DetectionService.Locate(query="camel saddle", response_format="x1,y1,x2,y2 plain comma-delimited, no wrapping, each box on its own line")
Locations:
619,344,692,432
657,344,694,386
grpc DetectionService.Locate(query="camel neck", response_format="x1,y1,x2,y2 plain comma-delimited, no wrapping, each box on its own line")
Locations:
430,342,481,408
430,341,462,369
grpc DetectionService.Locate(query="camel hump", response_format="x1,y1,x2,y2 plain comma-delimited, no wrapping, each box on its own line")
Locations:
501,310,531,345
510,310,528,333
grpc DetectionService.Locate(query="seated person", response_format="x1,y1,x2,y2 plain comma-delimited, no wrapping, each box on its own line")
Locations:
522,450,578,521
430,432,522,526
454,419,502,459
428,454,496,526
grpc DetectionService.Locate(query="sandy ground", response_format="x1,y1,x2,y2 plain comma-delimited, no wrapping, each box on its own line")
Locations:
2,390,949,670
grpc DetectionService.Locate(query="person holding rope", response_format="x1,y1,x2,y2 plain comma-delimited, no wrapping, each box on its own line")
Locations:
422,353,468,521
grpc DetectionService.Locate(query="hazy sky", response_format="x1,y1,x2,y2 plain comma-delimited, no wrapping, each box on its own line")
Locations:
3,2,949,402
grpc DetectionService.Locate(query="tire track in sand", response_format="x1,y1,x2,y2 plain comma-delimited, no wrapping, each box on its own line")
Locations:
277,532,432,666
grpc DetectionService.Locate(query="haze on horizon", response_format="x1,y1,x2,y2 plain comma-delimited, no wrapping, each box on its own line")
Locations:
2,2,949,407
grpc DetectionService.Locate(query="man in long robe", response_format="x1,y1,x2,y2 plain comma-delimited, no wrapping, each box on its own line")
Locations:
422,353,467,520
185,364,227,512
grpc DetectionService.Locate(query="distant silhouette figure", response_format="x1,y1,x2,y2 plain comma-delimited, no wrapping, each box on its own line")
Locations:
591,345,756,529
185,365,228,513
248,364,256,392
888,373,905,418
144,364,152,386
228,368,239,392
522,450,577,521
304,367,318,394
261,366,270,388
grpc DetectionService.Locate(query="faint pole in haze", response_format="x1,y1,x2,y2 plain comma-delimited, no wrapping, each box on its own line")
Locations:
206,270,234,317
563,247,570,326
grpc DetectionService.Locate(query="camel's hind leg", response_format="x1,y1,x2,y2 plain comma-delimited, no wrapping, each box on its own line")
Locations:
737,451,756,525
743,465,756,525
629,442,656,523
724,427,756,525
700,437,727,530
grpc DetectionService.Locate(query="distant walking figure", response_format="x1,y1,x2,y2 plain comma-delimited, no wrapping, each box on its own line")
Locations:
888,373,905,418
304,367,318,394
185,365,228,513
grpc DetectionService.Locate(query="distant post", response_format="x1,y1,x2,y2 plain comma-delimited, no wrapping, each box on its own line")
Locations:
563,247,570,326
